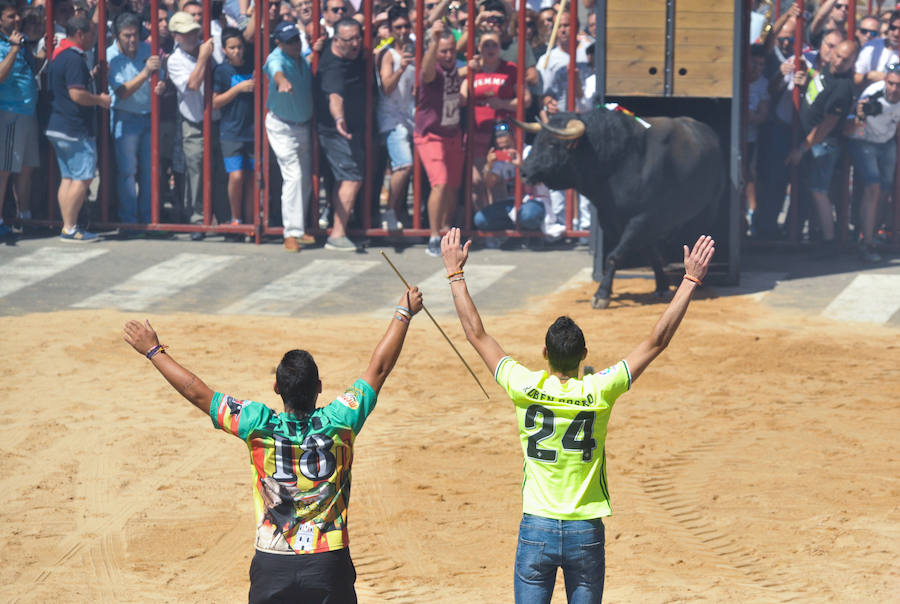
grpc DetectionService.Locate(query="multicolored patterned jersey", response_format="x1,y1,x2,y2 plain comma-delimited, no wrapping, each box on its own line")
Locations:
495,357,631,520
210,378,377,555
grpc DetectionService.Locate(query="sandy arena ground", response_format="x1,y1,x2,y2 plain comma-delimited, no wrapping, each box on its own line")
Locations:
1,277,897,603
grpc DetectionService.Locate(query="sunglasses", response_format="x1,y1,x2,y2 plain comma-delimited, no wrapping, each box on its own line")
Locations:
425,2,435,9
329,5,346,12
834,3,848,9
859,28,879,36
891,24,900,31
486,16,505,24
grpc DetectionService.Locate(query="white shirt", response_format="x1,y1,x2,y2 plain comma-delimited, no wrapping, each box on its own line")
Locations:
376,46,415,133
850,81,900,143
855,43,900,76
537,46,570,95
168,45,220,122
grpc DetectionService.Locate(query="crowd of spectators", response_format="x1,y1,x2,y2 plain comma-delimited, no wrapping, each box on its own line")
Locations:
0,0,601,253
750,0,900,263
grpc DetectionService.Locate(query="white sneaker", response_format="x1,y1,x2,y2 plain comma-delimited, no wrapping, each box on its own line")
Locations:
381,209,402,232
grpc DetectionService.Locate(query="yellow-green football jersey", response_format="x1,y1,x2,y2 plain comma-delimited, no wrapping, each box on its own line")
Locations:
495,356,631,520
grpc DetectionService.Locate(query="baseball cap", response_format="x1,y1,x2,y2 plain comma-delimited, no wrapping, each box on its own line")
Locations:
169,11,202,34
273,21,301,42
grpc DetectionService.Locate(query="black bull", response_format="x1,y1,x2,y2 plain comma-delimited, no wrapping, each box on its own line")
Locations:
518,108,725,309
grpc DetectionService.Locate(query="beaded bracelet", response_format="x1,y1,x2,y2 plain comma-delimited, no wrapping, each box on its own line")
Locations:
446,270,464,279
448,276,465,284
146,344,168,360
394,313,410,324
683,275,702,286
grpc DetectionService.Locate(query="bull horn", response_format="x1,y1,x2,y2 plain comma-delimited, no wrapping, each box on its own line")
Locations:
540,118,586,140
511,118,542,134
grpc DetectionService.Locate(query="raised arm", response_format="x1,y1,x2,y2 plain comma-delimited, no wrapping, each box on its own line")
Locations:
123,320,215,414
441,227,506,371
361,286,424,394
623,235,715,383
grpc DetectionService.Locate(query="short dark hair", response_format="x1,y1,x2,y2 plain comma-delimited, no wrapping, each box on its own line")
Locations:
115,11,142,36
480,0,505,14
750,43,766,58
387,4,408,25
890,9,900,23
221,25,243,46
276,349,320,415
182,0,202,9
65,14,93,37
0,0,18,16
335,16,361,34
545,316,585,373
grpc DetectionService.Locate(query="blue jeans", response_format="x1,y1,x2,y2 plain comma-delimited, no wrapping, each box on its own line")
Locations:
113,110,152,224
514,514,606,604
474,198,545,231
848,138,896,188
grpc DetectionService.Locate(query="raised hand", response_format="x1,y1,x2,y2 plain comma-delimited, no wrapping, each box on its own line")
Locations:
400,286,424,316
441,227,471,274
124,319,160,356
683,235,715,282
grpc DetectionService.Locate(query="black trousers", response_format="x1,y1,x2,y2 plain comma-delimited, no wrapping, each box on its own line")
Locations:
248,548,357,604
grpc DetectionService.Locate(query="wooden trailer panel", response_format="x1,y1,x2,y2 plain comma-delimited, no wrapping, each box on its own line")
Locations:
606,0,666,96
673,0,734,97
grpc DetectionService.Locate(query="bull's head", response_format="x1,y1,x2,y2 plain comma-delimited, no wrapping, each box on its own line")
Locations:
515,115,587,190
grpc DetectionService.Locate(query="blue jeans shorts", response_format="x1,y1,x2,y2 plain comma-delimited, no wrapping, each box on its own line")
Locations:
514,513,606,604
48,135,97,181
382,122,413,171
807,139,841,193
848,138,896,188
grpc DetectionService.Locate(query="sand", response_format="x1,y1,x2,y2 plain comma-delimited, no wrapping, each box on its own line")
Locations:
1,278,897,603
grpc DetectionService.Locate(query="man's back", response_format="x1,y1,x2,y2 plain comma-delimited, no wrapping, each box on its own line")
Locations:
495,356,631,519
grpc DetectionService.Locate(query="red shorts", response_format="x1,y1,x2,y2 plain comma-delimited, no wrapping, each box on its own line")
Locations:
414,131,463,188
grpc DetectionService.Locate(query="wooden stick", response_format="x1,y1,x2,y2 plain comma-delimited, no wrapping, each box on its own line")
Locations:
381,251,490,399
542,0,568,70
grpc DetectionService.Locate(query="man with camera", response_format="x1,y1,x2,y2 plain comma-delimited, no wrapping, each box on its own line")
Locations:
846,64,900,263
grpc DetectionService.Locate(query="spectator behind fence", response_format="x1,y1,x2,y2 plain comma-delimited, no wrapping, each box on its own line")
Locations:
168,10,229,237
46,15,110,243
846,64,900,263
787,39,858,255
0,0,38,236
854,10,900,89
856,14,881,49
537,9,570,116
463,30,528,213
213,26,255,241
809,0,849,48
290,0,314,53
376,5,415,233
474,123,545,248
265,21,316,252
108,11,164,231
315,17,366,252
321,0,347,38
415,20,465,257
745,44,769,236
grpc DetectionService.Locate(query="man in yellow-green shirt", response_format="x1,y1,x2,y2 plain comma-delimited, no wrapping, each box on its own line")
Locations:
441,227,716,603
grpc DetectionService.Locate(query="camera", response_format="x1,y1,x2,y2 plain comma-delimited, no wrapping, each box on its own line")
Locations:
861,92,884,119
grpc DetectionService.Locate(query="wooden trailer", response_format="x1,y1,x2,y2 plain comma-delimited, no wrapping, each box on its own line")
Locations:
592,0,746,284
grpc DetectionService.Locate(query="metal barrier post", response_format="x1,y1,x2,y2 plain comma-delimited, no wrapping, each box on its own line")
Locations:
254,3,263,243
45,0,57,221
788,0,804,242
463,0,475,232
565,0,577,233
261,8,271,244
363,0,374,233
202,0,212,226
311,1,322,234
412,0,423,231
514,0,525,229
97,0,110,223
150,0,161,225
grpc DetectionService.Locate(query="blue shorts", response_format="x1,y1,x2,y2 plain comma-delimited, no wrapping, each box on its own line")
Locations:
382,123,413,171
807,139,841,193
221,139,255,173
48,135,96,181
848,138,896,189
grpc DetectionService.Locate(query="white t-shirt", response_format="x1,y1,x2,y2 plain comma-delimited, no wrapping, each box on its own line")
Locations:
537,46,570,95
850,80,900,143
168,45,220,123
855,43,900,76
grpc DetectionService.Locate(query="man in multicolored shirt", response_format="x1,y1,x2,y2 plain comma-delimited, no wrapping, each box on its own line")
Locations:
123,284,424,603
440,227,715,603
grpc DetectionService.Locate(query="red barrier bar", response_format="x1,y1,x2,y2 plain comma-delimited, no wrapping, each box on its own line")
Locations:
363,0,374,233
838,0,857,245
150,0,161,224
789,0,804,242
254,3,263,243
775,0,781,18
311,0,322,234
412,0,423,231
514,0,525,229
463,0,475,231
202,0,212,226
261,7,271,244
45,0,57,221
565,0,577,232
97,0,110,223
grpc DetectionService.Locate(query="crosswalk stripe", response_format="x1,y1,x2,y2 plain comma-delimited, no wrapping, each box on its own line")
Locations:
73,253,240,311
821,274,900,324
221,259,378,315
397,264,516,315
0,247,108,299
554,267,593,294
